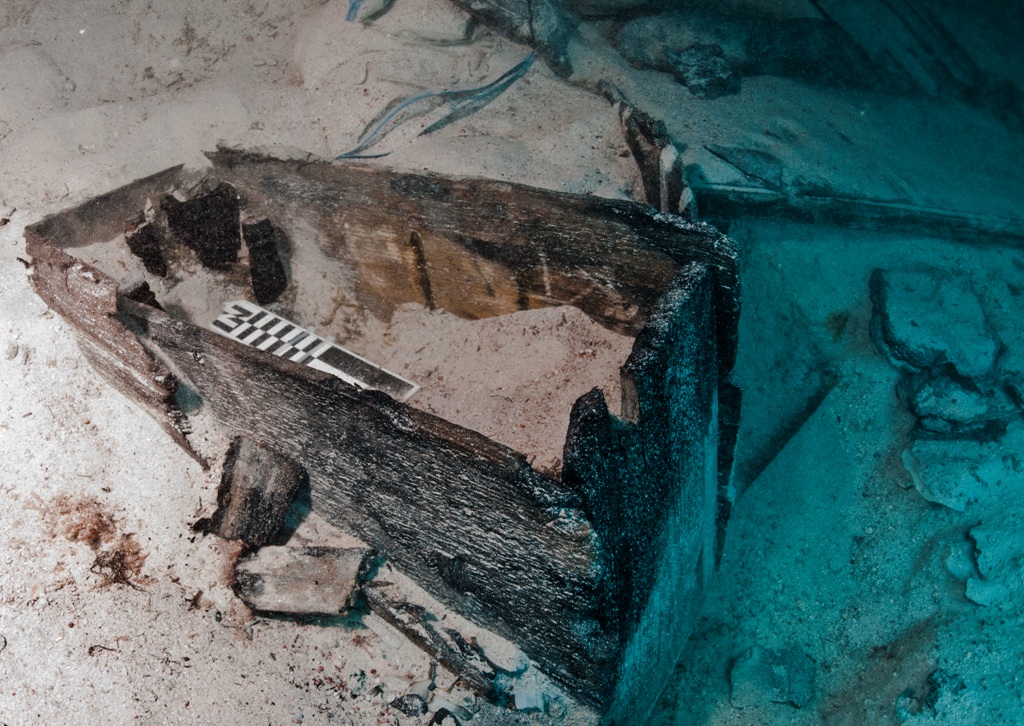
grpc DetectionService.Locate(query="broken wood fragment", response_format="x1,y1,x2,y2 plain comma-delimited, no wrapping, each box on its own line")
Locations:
618,101,694,219
362,580,500,702
234,545,374,615
162,182,241,269
124,218,168,277
207,436,306,547
242,219,289,305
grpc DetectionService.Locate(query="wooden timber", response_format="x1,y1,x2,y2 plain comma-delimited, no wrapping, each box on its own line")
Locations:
25,149,740,721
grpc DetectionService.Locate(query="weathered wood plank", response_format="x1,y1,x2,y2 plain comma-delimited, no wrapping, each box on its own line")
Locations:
24,236,197,462
116,294,618,703
206,436,307,547
234,546,373,615
564,262,720,725
207,148,739,377
362,580,501,701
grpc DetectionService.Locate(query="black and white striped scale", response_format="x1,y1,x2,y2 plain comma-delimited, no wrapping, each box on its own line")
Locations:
211,300,419,401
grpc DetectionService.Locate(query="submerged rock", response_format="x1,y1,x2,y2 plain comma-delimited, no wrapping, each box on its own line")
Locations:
870,268,999,380
730,645,815,709
665,43,740,99
901,421,1024,512
898,371,1017,435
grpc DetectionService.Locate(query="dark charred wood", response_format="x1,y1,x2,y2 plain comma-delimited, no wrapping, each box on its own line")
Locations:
562,263,721,725
162,183,241,269
242,219,289,305
208,436,307,547
124,219,168,277
120,279,164,312
233,545,373,615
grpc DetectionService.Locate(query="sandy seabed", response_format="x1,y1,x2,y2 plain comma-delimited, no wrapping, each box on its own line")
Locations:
2,1,1024,724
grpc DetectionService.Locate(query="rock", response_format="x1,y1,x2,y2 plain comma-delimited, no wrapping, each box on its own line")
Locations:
447,0,576,76
392,693,428,716
563,0,656,17
666,43,740,99
744,17,880,89
897,371,1017,435
870,269,1000,380
965,521,1024,608
730,645,815,709
901,421,1024,511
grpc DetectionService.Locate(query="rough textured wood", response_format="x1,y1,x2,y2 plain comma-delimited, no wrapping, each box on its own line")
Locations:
26,153,740,720
234,546,373,615
241,219,289,305
208,436,307,546
117,294,616,702
162,182,241,269
125,218,168,277
25,233,196,462
563,263,721,725
617,101,694,219
209,148,739,377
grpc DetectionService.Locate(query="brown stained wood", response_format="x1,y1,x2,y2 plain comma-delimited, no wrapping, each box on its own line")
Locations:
24,235,197,461
25,153,741,720
617,101,694,219
208,436,307,547
115,295,617,704
207,148,739,376
234,546,373,615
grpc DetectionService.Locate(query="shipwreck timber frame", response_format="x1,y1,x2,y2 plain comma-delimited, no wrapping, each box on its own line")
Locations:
26,148,739,723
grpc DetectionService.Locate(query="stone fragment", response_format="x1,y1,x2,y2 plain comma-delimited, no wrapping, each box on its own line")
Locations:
965,521,1024,608
514,687,546,713
901,421,1024,511
729,645,815,709
666,44,739,99
898,371,1017,435
392,693,428,717
870,269,999,380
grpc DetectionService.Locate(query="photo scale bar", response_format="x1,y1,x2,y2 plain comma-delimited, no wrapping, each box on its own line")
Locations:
212,300,419,401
